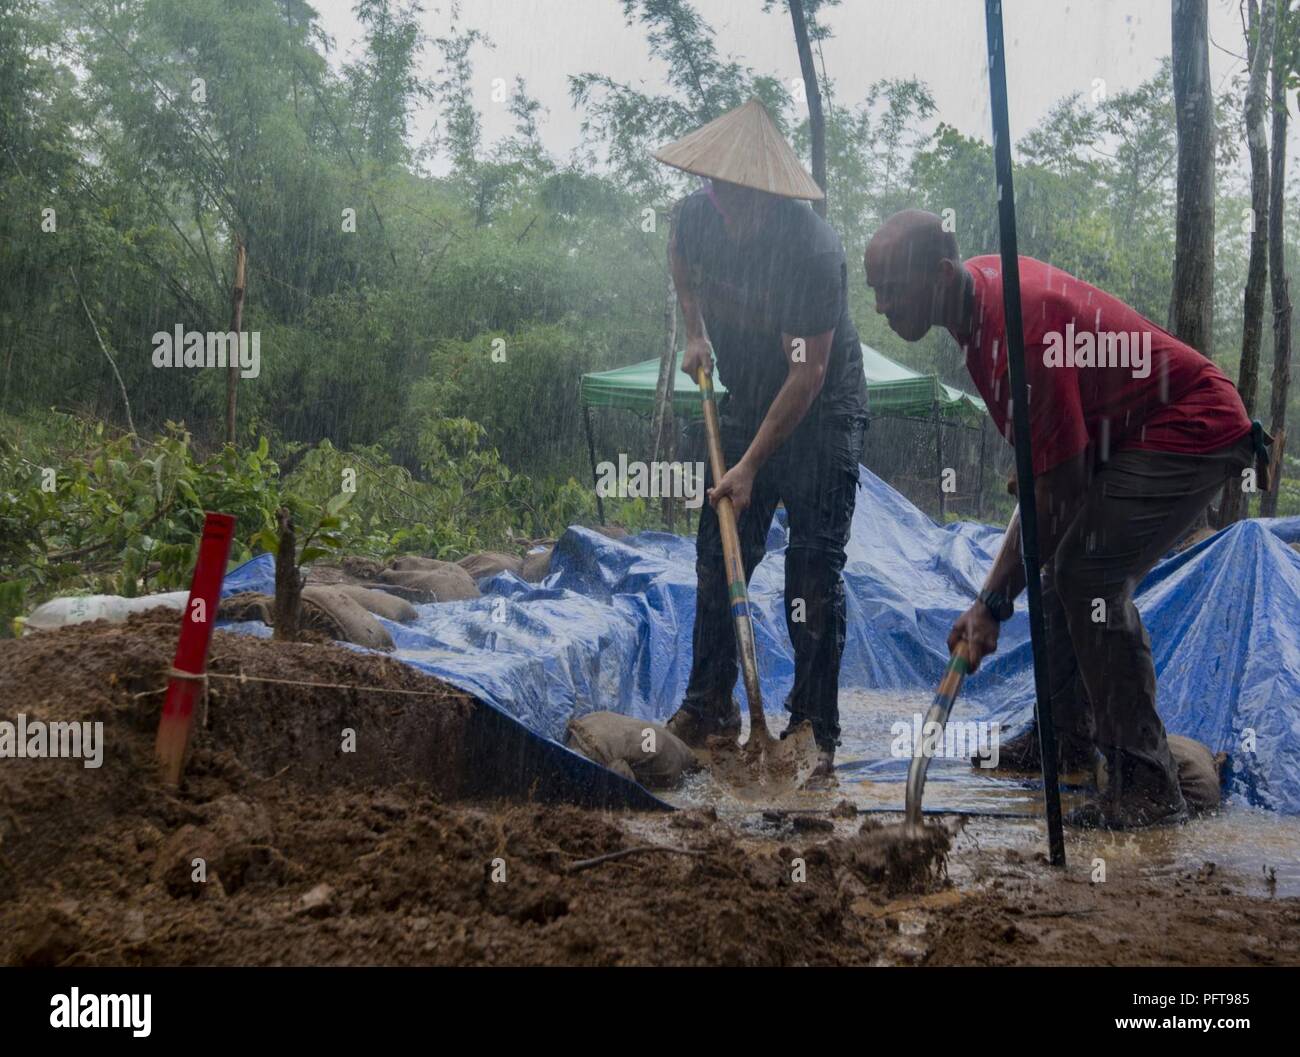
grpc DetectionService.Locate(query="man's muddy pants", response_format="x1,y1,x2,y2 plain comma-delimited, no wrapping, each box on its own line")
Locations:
679,410,866,752
1042,436,1253,812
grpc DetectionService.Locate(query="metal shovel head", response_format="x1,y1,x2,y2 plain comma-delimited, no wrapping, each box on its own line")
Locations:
694,721,822,799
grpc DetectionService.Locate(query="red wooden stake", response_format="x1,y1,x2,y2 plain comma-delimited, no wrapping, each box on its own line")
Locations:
155,511,235,786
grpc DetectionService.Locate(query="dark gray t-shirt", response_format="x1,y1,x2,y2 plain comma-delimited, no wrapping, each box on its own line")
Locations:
674,189,867,425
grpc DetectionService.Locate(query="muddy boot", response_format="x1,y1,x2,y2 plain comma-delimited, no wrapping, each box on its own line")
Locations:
778,716,812,741
1065,795,1188,830
1065,749,1188,830
974,723,1095,775
802,746,836,789
665,698,741,749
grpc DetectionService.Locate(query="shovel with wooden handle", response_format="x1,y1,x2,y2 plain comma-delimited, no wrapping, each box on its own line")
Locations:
696,366,773,754
904,640,973,830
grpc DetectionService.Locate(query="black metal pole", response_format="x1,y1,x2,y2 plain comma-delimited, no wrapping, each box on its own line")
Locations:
984,0,1066,867
934,399,946,521
583,405,606,526
976,419,987,520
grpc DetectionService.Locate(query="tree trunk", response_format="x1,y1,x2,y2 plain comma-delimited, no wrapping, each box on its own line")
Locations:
1261,0,1294,518
1169,0,1217,358
225,239,246,448
1221,0,1275,526
788,0,826,218
1169,0,1218,532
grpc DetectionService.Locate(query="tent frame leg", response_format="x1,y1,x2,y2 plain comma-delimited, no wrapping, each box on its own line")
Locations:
934,399,945,521
584,405,606,526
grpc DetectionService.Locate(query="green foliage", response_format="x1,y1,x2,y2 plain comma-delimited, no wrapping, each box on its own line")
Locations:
0,412,609,635
2,0,1298,619
0,414,281,625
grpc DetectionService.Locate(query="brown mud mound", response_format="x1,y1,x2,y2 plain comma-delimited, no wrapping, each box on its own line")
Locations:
923,839,1300,966
3,783,896,966
0,614,477,905
5,619,1295,966
816,818,952,896
0,618,931,966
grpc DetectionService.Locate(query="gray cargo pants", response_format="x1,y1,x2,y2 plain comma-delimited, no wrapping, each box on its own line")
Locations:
1042,434,1253,811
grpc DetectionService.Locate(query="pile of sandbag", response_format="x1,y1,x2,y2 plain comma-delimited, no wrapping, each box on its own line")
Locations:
219,585,417,651
520,547,553,582
457,551,524,581
365,555,482,604
454,544,555,584
363,526,634,591
565,711,699,789
336,548,548,591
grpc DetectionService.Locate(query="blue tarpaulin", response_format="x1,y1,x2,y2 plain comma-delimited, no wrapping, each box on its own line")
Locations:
221,467,1300,814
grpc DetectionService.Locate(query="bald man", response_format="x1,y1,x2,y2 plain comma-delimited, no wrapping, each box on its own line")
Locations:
864,210,1257,829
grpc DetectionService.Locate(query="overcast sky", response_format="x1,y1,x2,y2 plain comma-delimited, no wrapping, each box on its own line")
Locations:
310,0,1260,168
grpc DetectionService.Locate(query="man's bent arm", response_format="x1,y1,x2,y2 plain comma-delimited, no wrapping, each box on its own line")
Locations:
738,331,832,473
669,230,707,346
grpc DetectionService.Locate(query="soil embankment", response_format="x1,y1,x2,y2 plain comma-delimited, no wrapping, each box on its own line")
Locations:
1,617,1296,966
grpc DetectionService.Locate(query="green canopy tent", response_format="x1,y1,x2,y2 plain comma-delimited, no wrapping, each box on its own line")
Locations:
580,343,986,419
579,343,989,523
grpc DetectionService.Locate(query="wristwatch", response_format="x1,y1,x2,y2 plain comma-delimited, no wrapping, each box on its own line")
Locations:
977,588,1014,622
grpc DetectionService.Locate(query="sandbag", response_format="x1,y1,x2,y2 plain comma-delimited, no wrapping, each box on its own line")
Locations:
565,711,698,789
24,591,189,633
388,555,450,572
1168,734,1224,814
337,585,418,624
218,591,276,624
219,588,394,651
340,555,386,581
300,586,394,651
457,551,525,581
303,563,348,586
521,547,553,583
375,565,480,603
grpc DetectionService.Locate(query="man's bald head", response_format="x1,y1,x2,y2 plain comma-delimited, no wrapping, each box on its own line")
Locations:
864,210,964,342
867,210,960,273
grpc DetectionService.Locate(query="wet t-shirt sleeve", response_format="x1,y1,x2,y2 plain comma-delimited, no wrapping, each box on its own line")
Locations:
672,194,702,269
779,250,843,338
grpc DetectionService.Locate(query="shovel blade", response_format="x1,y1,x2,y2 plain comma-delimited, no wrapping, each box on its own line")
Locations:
699,721,822,799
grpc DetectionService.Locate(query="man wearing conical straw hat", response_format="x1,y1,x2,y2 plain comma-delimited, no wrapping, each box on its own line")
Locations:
655,98,868,775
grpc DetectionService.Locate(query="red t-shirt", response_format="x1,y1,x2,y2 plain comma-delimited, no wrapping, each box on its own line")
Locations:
949,256,1251,476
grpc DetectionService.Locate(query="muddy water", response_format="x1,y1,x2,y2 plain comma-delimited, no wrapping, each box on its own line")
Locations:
662,688,1300,898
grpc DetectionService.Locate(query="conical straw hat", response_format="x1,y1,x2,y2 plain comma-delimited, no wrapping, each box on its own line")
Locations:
652,98,824,201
